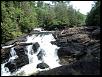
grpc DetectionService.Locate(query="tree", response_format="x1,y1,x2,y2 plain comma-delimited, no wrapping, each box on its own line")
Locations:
1,1,38,43
1,1,21,43
76,10,86,26
1,1,86,43
85,1,100,26
19,1,38,33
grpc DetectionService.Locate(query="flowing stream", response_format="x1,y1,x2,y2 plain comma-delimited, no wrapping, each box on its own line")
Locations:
1,28,61,76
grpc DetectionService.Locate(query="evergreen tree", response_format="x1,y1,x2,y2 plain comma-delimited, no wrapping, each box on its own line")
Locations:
1,1,86,43
85,1,100,26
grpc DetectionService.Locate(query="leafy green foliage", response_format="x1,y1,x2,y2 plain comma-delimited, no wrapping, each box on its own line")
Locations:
85,1,100,26
1,1,38,43
36,1,86,30
1,1,86,43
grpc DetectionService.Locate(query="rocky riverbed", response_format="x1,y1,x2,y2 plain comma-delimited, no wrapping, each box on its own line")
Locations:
37,26,100,75
1,26,100,75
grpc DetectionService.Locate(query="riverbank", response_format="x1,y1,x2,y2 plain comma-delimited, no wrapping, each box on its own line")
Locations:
1,26,100,75
36,26,100,75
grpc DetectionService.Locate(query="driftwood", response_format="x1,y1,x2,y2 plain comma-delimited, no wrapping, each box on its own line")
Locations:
29,31,55,35
2,42,33,49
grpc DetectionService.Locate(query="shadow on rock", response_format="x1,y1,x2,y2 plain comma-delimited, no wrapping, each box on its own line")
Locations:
36,58,100,75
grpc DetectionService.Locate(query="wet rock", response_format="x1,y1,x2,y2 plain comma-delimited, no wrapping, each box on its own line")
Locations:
50,41,57,45
32,42,40,53
14,46,29,68
14,55,29,69
1,48,11,63
14,46,28,56
4,54,29,73
5,61,17,73
37,49,45,60
37,62,49,69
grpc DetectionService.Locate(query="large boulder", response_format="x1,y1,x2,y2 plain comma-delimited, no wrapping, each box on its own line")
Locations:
14,55,29,69
32,42,40,53
5,61,17,73
14,46,29,69
57,42,86,58
14,46,28,56
4,54,29,73
4,46,29,73
37,62,49,69
57,47,74,58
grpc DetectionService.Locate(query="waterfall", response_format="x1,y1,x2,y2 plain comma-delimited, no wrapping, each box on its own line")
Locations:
1,28,61,76
1,63,11,76
10,48,16,57
1,48,18,76
8,47,18,62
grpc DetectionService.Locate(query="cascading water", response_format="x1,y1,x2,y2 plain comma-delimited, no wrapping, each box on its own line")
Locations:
1,48,18,76
1,63,11,76
10,48,16,57
1,28,61,76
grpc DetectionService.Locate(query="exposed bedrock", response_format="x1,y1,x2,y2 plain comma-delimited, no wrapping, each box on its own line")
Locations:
36,58,100,75
52,26,100,66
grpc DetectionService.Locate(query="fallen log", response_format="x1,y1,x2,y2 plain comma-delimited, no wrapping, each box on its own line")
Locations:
2,42,33,49
2,45,14,49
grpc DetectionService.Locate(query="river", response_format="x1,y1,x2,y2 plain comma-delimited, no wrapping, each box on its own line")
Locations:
1,28,61,76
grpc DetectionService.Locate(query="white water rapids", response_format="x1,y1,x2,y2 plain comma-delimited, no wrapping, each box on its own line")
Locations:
1,28,61,76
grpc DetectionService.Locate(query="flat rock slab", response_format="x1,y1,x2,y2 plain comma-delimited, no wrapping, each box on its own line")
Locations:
36,59,100,75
